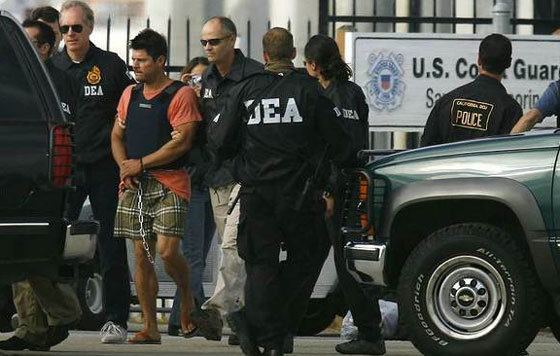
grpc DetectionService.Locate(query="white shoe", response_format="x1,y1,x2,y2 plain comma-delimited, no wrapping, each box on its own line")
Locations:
100,321,127,344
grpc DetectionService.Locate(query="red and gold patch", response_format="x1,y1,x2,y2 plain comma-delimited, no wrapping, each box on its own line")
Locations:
87,65,101,85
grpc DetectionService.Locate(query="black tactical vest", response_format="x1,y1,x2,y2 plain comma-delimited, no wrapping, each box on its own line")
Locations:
125,81,186,170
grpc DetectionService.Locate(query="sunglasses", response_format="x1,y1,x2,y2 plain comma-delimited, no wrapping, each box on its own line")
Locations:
200,37,228,47
60,24,84,34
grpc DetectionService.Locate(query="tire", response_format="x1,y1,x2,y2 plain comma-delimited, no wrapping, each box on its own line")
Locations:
76,273,106,330
398,223,544,356
297,298,337,336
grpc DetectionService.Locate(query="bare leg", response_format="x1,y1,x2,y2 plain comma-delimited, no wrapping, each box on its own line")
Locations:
133,240,160,338
157,235,194,331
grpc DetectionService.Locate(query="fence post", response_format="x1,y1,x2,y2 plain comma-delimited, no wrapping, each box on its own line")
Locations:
493,0,512,34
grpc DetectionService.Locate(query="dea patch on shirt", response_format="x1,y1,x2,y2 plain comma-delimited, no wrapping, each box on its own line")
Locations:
450,98,494,131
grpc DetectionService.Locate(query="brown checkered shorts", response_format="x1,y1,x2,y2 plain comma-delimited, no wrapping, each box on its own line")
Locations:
114,175,187,240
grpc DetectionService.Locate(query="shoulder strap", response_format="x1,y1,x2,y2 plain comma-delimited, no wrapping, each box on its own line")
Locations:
163,80,185,97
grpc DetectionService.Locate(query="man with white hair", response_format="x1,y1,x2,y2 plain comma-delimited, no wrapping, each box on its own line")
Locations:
51,0,134,344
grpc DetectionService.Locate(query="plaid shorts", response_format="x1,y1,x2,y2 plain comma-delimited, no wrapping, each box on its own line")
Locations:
114,175,187,240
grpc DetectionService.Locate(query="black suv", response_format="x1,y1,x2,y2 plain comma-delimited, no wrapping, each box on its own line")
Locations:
0,9,97,321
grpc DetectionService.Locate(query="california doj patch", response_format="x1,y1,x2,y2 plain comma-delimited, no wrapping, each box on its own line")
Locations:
87,65,102,85
450,98,494,131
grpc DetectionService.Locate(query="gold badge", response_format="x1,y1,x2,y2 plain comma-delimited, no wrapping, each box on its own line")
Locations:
87,65,101,85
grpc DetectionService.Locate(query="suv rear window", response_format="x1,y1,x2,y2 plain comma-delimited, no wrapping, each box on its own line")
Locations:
0,21,43,121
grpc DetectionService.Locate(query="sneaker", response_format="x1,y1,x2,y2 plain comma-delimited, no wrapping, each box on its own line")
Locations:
335,338,386,355
190,307,223,341
100,321,127,344
0,336,49,351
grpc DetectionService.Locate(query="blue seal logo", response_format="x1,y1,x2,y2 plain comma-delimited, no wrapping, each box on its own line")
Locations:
364,52,406,112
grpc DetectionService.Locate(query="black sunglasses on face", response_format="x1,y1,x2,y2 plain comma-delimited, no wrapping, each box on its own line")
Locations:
60,24,84,34
200,37,228,47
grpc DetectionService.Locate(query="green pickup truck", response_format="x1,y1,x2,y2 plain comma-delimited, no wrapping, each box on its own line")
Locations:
343,130,560,355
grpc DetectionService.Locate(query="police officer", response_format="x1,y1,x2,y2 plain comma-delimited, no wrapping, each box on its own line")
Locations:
303,34,385,356
193,16,263,343
51,0,133,344
421,33,522,147
0,19,82,352
208,27,353,356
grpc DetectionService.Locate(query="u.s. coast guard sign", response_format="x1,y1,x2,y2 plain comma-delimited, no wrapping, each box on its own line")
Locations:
345,32,560,130
365,52,406,112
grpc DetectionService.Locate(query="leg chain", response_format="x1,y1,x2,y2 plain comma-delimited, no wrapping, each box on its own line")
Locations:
136,179,155,265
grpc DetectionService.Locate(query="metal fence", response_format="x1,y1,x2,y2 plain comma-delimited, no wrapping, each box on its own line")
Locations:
101,17,313,75
319,0,560,36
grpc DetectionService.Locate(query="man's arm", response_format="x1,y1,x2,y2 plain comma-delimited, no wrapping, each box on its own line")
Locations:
119,122,198,178
512,81,560,133
207,90,243,160
510,108,538,134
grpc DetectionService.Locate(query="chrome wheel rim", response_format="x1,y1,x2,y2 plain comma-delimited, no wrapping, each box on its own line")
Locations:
426,255,507,340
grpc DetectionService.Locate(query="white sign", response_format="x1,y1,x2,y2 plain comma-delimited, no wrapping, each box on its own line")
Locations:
345,32,560,130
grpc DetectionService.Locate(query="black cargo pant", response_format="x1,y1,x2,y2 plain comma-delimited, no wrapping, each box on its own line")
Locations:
326,183,383,342
66,156,130,328
238,185,329,349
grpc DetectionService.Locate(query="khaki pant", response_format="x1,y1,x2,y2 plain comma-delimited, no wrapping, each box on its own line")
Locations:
12,277,81,346
204,183,246,316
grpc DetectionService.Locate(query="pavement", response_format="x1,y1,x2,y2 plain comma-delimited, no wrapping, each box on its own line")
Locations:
0,331,558,355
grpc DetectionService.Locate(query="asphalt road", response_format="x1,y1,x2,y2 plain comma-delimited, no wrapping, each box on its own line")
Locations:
0,331,558,355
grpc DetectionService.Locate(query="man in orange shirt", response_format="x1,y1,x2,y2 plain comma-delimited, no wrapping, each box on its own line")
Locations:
111,29,201,343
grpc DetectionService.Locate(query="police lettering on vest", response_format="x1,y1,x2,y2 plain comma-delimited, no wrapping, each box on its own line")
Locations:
244,97,302,125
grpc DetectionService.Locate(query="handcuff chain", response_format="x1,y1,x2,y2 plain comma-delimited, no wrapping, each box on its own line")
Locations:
136,179,155,265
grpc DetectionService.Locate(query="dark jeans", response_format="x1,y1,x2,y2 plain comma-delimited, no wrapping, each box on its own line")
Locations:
66,157,130,328
238,185,329,349
169,186,216,327
327,185,382,342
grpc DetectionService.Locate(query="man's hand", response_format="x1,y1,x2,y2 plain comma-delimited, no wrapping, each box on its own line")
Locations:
120,159,142,179
122,176,139,190
324,195,335,218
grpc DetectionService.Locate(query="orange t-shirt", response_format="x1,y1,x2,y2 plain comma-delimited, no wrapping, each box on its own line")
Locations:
116,81,202,201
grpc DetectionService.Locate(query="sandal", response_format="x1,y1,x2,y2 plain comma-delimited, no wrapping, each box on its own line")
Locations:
128,331,161,344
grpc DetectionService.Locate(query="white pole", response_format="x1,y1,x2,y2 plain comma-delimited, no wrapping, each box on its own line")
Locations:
493,0,513,34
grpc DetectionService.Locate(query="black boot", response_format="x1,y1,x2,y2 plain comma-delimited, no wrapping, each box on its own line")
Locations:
46,324,70,347
225,310,261,356
0,336,49,351
283,333,294,354
263,348,284,356
335,338,386,355
228,333,240,345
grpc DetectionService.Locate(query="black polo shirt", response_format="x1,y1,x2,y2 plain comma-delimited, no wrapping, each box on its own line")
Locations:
51,42,134,163
199,49,263,188
421,75,522,147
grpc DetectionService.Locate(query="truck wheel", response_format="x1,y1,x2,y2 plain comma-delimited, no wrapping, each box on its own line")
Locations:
297,298,337,336
398,223,543,356
76,273,105,330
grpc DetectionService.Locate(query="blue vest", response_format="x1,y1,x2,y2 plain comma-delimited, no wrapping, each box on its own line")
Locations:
125,81,186,170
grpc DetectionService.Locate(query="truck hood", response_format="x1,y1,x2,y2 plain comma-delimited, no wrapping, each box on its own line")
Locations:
369,130,560,169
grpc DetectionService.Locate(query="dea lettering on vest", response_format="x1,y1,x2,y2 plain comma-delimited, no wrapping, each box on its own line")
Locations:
84,65,104,96
244,97,302,125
